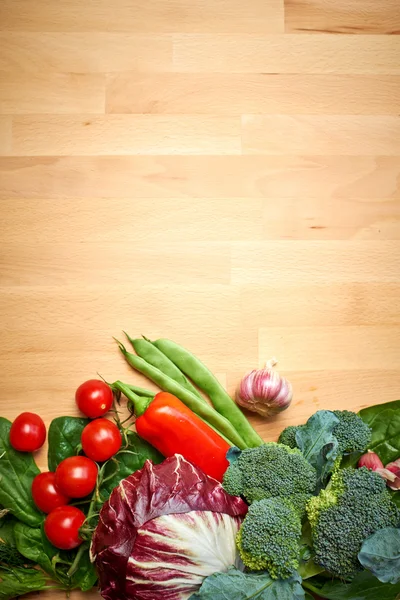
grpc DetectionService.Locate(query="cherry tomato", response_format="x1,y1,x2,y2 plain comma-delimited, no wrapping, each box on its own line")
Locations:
55,456,98,498
44,505,86,550
81,418,122,462
75,379,114,418
9,412,46,452
32,472,70,514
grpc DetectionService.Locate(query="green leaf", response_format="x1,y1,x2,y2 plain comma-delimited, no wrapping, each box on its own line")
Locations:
47,416,89,471
0,566,47,599
69,546,97,591
303,570,400,600
296,411,340,488
0,418,42,527
14,522,97,591
189,567,305,599
359,400,400,465
14,522,56,578
358,527,400,584
99,430,163,502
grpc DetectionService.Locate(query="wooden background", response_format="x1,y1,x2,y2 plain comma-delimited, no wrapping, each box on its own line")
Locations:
1,0,400,598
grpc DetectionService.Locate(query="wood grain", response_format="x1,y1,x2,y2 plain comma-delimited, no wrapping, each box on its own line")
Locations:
11,116,241,155
0,1,399,599
106,73,400,115
173,34,400,74
285,0,400,34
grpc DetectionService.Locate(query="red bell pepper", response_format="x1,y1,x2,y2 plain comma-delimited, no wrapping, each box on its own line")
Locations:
116,385,230,481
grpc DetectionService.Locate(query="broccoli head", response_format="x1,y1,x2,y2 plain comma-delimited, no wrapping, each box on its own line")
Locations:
222,442,317,511
307,466,400,580
237,497,302,579
278,425,303,449
278,410,371,457
331,410,371,454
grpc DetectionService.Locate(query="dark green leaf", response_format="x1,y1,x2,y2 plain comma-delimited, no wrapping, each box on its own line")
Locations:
0,566,47,599
69,546,97,591
359,400,400,465
303,570,400,600
358,527,400,584
0,515,17,547
189,567,305,600
14,522,56,579
99,430,163,502
0,418,42,527
390,490,400,508
47,416,89,471
14,522,97,590
296,411,340,488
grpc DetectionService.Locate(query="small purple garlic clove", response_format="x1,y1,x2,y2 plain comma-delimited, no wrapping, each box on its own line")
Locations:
357,450,384,471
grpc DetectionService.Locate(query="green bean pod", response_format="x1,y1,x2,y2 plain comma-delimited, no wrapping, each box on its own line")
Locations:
117,341,247,449
125,333,206,404
152,338,263,448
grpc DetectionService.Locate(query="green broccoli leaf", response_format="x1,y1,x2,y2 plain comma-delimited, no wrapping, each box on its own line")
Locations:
295,411,339,488
358,400,400,465
0,418,42,527
358,527,400,584
189,567,305,599
47,416,89,471
303,570,400,600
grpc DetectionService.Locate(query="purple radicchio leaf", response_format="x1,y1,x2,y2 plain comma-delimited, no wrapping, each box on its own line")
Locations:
90,454,248,600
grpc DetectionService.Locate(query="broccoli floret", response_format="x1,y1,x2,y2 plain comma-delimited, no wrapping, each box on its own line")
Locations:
331,410,371,454
307,467,400,580
278,425,303,449
237,498,302,579
222,442,317,511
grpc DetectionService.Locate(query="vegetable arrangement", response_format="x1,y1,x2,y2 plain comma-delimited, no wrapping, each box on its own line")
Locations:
0,333,399,600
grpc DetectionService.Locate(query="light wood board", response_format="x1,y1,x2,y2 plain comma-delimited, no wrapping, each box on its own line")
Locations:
0,0,399,598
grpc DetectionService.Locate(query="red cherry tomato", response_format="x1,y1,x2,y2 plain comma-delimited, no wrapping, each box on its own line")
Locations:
32,472,70,514
81,418,122,462
75,379,113,419
44,506,86,550
9,412,46,452
55,456,98,498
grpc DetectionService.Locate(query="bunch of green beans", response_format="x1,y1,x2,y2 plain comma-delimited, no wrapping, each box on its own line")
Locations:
117,334,263,449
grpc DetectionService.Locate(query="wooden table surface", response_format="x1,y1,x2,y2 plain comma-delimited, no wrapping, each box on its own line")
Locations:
1,1,400,598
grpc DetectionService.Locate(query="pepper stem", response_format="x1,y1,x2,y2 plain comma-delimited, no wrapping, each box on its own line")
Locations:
112,380,152,416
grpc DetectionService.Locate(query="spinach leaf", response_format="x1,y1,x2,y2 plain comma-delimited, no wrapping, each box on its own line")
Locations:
0,418,42,527
303,570,400,600
296,411,340,488
14,522,97,591
14,522,58,580
189,567,305,599
359,400,400,465
69,545,97,591
48,416,89,471
99,430,163,502
358,527,400,584
0,566,47,599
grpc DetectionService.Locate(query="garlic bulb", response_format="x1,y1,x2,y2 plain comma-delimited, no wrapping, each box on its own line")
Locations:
236,360,293,418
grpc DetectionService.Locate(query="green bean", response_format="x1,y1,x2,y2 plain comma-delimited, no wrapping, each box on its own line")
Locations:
117,341,247,449
124,333,206,403
152,338,263,448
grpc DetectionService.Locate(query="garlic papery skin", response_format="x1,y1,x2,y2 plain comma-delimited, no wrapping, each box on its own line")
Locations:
385,459,400,490
235,364,293,418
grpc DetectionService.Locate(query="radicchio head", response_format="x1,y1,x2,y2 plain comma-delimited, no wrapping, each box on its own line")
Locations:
90,454,248,600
